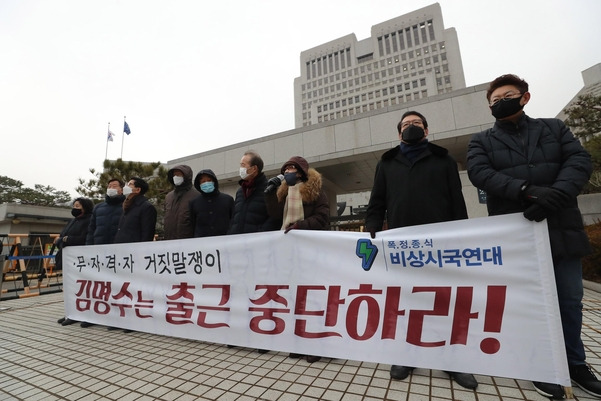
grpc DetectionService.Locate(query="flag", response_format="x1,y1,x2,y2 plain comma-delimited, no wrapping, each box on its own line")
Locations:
107,129,115,142
124,121,131,135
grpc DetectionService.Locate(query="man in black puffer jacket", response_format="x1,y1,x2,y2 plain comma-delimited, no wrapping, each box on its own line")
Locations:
228,151,281,235
86,178,126,245
114,177,157,243
467,74,597,399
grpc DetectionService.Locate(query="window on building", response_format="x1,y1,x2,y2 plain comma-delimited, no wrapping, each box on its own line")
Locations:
428,20,435,40
445,76,451,84
378,37,384,56
420,78,426,86
385,34,391,54
405,28,412,47
391,32,398,52
404,82,410,90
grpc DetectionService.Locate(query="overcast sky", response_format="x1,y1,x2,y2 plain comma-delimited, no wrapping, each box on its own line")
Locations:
1,0,600,197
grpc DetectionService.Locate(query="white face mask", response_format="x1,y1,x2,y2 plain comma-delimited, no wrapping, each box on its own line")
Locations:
123,186,133,196
173,176,184,186
239,167,249,180
106,188,119,197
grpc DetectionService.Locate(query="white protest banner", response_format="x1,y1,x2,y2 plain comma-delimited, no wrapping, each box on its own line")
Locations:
63,213,569,386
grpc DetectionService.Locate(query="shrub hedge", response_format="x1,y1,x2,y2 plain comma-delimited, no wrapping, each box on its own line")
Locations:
583,221,601,283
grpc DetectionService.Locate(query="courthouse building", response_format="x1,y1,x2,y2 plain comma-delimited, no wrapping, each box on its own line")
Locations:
293,3,465,128
166,4,600,228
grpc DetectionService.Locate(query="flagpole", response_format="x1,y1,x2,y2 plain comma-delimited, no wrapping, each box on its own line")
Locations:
105,122,110,160
120,117,125,159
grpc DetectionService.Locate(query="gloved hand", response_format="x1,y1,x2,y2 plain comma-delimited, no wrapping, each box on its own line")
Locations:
523,204,548,222
284,223,298,234
523,185,570,212
368,229,376,239
265,175,284,193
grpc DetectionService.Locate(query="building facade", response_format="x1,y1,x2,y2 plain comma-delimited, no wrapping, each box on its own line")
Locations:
294,3,465,128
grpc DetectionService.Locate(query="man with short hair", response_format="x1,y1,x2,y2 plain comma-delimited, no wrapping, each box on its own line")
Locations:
467,73,598,399
228,151,281,235
227,151,280,354
114,177,157,243
365,110,477,390
86,178,126,245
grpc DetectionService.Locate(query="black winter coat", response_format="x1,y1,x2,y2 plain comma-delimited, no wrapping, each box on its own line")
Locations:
55,212,92,270
228,173,281,234
467,114,592,260
86,195,125,245
365,142,467,230
190,192,234,237
113,195,157,243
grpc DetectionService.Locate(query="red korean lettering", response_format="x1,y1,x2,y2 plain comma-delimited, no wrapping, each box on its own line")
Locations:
381,286,405,339
249,285,290,335
196,284,230,328
294,285,344,338
346,284,382,341
406,286,450,347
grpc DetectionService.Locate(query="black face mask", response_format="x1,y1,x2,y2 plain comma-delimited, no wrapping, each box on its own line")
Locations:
490,95,524,119
71,208,82,217
284,172,298,186
401,125,425,145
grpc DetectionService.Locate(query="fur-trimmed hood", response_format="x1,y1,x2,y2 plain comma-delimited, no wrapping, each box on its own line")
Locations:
276,168,322,203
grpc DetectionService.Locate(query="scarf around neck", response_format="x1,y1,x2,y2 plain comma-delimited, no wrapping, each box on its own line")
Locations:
282,184,304,229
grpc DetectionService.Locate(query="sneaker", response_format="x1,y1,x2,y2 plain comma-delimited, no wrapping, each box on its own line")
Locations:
446,371,478,389
570,364,601,397
390,365,414,380
80,321,94,328
61,318,77,326
532,381,564,399
57,317,66,324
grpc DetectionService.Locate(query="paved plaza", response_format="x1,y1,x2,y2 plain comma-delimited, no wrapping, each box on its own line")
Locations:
1,284,601,401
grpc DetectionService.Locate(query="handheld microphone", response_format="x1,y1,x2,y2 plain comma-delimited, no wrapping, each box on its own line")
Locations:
265,174,285,193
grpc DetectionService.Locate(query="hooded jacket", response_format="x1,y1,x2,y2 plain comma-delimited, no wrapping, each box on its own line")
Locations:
163,164,198,240
365,141,467,230
266,158,330,230
467,114,592,260
189,169,234,237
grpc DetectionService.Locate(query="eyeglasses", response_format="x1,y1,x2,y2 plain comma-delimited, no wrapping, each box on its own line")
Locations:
400,119,424,130
489,91,522,107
